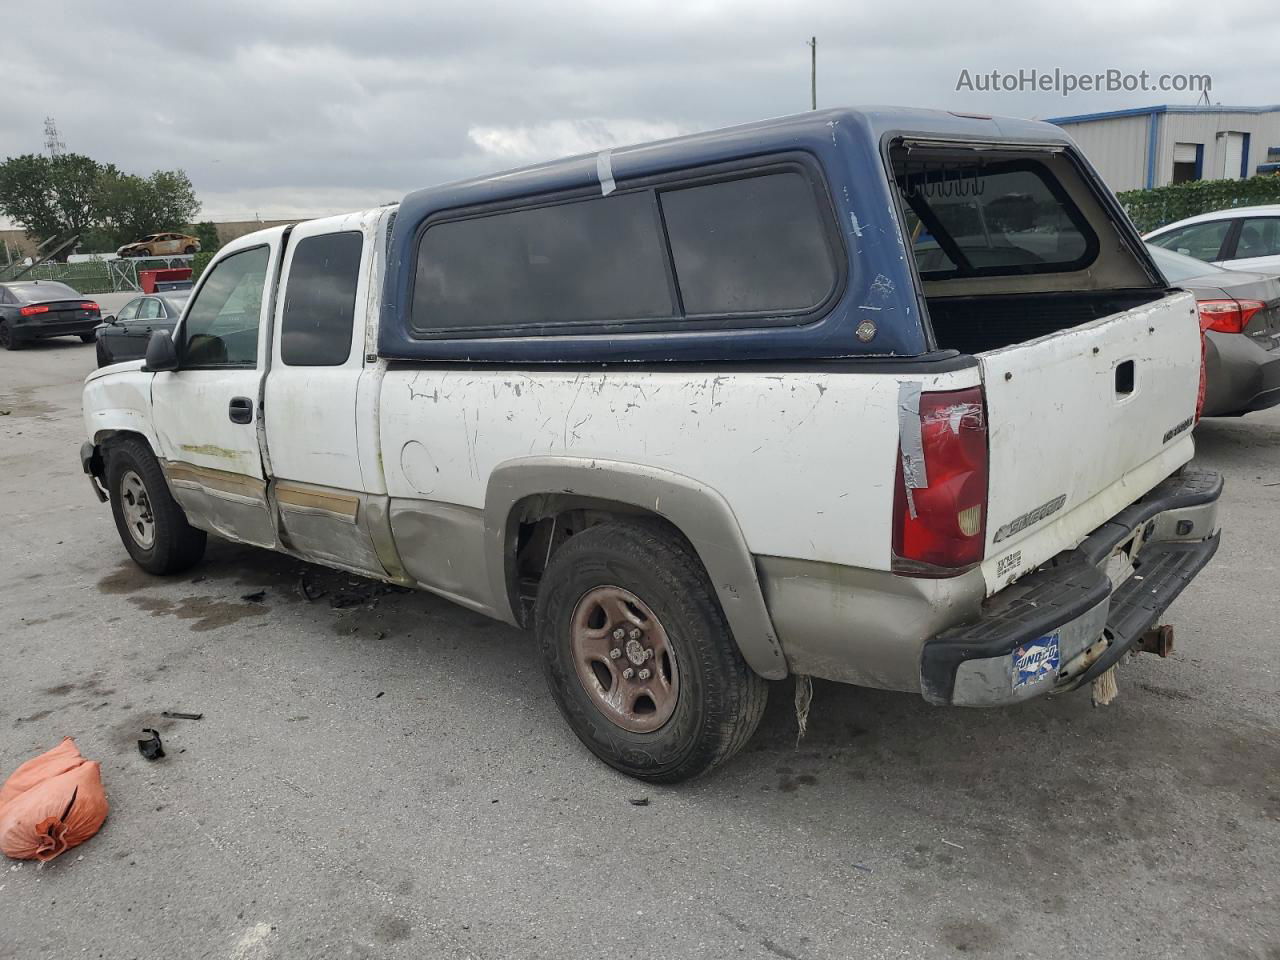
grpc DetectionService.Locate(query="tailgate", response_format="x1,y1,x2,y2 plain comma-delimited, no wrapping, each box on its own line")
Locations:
979,290,1201,593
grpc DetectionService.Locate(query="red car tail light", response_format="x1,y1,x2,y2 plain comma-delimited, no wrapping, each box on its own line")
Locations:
81,301,100,312
1196,298,1265,334
19,304,50,316
892,386,989,576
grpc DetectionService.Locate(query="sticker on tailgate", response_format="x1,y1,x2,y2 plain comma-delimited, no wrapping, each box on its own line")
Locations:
1012,633,1060,690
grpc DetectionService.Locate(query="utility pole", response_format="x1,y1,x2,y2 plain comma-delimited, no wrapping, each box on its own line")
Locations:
807,37,817,110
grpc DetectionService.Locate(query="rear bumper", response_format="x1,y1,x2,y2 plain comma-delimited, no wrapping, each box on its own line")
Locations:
14,317,99,340
920,467,1222,706
1203,330,1280,416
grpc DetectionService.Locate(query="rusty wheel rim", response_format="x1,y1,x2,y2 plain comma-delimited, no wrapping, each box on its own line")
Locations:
569,585,679,733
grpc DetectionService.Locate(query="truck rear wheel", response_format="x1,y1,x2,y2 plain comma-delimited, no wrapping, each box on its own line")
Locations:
534,521,767,782
106,437,206,574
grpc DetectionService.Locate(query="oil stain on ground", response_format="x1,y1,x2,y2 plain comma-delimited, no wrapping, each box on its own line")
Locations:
97,561,163,595
128,594,268,632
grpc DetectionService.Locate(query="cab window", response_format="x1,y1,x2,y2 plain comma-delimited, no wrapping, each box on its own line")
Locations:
180,246,269,367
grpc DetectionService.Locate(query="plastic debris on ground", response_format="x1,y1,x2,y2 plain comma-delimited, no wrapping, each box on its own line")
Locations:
0,738,109,862
137,729,165,760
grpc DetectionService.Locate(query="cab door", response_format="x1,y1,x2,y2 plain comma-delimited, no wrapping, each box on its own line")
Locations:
150,230,286,547
262,214,389,576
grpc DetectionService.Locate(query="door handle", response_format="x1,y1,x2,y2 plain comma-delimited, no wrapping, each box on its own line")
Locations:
228,396,254,424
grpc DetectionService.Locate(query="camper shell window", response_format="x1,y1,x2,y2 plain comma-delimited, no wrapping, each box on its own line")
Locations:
895,156,1099,280
408,156,844,339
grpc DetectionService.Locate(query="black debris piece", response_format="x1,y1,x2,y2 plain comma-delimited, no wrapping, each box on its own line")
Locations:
374,691,385,699
240,590,267,603
161,711,203,721
628,797,650,807
137,729,165,761
328,582,409,609
298,575,326,602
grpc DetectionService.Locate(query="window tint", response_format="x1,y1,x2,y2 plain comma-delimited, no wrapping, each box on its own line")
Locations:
412,191,674,333
116,299,140,321
897,160,1094,278
180,246,269,367
661,172,838,315
1232,217,1280,260
138,298,163,320
281,231,363,365
1148,220,1230,262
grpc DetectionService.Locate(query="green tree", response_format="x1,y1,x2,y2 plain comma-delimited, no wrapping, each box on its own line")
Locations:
96,168,201,248
191,220,222,253
0,153,105,256
0,152,201,256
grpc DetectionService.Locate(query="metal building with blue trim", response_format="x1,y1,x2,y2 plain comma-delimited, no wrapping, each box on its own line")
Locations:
1048,104,1280,192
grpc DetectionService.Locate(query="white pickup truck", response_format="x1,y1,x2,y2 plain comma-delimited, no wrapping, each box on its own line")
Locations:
82,107,1222,782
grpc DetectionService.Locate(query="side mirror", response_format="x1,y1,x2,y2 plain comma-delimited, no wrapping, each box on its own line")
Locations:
142,330,179,372
102,315,117,325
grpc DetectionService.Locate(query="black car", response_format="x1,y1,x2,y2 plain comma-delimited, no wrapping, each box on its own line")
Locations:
0,280,102,350
1147,244,1280,416
93,292,190,367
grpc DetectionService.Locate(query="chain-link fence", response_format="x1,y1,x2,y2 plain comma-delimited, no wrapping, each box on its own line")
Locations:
1,255,194,294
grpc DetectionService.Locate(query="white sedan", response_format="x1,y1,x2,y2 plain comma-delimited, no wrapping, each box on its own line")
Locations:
1144,204,1280,273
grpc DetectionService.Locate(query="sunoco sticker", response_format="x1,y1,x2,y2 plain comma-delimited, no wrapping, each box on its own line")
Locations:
1012,633,1060,690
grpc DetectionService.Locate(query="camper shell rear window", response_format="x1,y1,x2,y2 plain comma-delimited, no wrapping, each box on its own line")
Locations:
892,150,1099,280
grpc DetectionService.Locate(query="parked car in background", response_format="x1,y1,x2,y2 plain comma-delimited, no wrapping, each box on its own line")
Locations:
1145,204,1280,273
93,292,190,367
1147,243,1280,417
0,280,101,350
116,233,201,258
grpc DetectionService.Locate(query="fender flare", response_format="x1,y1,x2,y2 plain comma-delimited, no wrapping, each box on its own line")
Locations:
483,456,788,680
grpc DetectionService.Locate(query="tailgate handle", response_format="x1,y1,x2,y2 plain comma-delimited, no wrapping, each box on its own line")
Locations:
1115,360,1135,396
228,396,254,424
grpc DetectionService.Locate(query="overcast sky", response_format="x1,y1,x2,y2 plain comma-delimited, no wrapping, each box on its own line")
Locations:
2,0,1272,222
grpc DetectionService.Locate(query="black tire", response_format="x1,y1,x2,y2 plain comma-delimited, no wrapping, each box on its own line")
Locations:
79,333,96,343
106,437,206,574
535,521,768,783
183,245,197,254
0,320,21,351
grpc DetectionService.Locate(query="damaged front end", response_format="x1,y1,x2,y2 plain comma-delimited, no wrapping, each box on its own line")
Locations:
80,441,108,503
919,468,1222,707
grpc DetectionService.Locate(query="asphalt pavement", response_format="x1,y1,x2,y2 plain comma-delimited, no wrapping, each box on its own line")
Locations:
0,338,1276,959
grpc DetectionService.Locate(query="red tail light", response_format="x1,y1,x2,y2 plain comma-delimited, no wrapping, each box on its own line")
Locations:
19,304,50,316
1197,298,1264,334
892,386,989,576
81,301,100,312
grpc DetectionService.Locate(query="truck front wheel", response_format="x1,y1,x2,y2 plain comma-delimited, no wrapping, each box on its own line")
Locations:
534,521,768,782
106,437,206,574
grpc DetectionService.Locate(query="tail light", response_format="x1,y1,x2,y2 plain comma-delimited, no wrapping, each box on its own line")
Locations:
19,305,49,316
892,386,989,576
1194,297,1265,421
81,301,100,312
1197,298,1264,334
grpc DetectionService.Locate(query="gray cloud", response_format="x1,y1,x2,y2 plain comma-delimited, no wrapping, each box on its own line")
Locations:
1,0,1271,220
